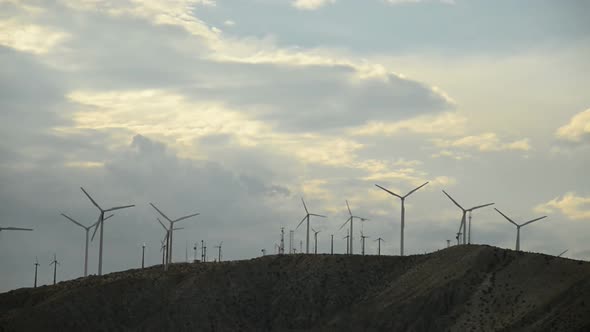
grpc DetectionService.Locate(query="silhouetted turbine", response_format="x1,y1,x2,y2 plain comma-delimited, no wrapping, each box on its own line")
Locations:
495,208,546,251
296,198,326,254
376,182,428,256
442,190,494,245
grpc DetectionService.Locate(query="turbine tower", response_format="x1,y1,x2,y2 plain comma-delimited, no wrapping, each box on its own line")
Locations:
375,182,428,256
50,254,59,285
330,234,334,255
296,198,326,254
339,200,368,255
34,257,39,288
343,230,350,255
61,213,113,277
150,203,199,265
312,228,321,254
279,227,285,255
141,243,146,268
375,237,384,256
442,190,494,245
156,218,184,269
495,208,547,251
81,187,134,276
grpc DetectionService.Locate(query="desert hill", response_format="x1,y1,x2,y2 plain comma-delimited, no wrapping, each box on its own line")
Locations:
1,245,589,331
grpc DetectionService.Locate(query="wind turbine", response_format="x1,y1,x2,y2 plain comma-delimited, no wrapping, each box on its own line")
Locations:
375,237,384,256
81,187,134,276
141,243,146,268
339,200,368,255
495,208,547,251
442,190,494,245
360,232,369,255
376,182,428,256
156,218,184,269
150,203,199,265
312,228,321,254
343,230,350,255
50,254,59,285
296,198,326,254
215,242,223,262
34,257,39,288
61,213,113,277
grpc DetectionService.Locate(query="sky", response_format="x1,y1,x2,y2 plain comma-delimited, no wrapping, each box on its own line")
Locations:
0,0,589,292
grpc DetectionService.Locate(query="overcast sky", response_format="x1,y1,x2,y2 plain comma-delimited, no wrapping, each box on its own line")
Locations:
1,0,589,292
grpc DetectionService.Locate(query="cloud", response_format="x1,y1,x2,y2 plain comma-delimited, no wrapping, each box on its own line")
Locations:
432,133,531,152
351,112,466,137
292,0,336,11
534,193,590,221
384,0,455,5
0,19,69,54
556,109,590,143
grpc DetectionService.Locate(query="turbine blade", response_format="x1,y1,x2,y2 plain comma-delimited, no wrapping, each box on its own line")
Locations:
469,202,495,211
310,214,327,218
301,197,309,214
157,218,168,231
338,217,351,230
105,204,135,212
296,215,307,230
149,203,172,222
60,213,86,229
522,215,547,227
2,227,33,231
405,181,429,198
80,187,102,210
104,214,114,222
494,208,518,226
173,227,184,231
442,190,464,210
173,212,200,223
312,227,317,233
346,200,352,216
375,184,402,199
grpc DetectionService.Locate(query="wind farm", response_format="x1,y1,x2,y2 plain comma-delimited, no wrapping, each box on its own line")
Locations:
1,1,588,330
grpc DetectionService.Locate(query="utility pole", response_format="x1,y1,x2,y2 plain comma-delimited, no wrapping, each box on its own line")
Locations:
141,243,146,268
34,257,39,288
330,234,334,255
193,242,198,262
201,240,205,262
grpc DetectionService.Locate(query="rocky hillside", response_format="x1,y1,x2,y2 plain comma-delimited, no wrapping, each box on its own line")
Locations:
1,245,589,331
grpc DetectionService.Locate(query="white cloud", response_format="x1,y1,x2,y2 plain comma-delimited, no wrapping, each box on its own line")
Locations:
292,0,336,10
432,133,531,152
535,193,590,221
223,20,235,27
0,19,68,54
556,109,590,143
351,112,467,137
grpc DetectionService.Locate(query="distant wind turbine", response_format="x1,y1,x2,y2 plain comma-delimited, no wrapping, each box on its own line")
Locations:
312,228,321,254
495,208,546,251
296,198,326,254
376,182,429,256
61,213,113,277
375,237,384,256
360,232,369,255
81,187,134,276
150,203,199,265
442,190,494,245
330,234,334,255
142,243,146,268
215,242,223,262
339,200,368,255
50,254,59,285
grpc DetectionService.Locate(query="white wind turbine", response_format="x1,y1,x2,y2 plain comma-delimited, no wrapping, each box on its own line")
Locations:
296,198,326,254
442,190,494,245
81,187,134,276
156,218,184,269
376,182,428,256
312,228,321,254
61,213,113,277
339,200,368,255
495,208,547,251
150,203,199,265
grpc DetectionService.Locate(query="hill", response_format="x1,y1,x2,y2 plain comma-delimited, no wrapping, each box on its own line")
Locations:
1,245,589,331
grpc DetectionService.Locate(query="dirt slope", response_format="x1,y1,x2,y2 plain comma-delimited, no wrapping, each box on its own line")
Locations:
1,245,589,332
